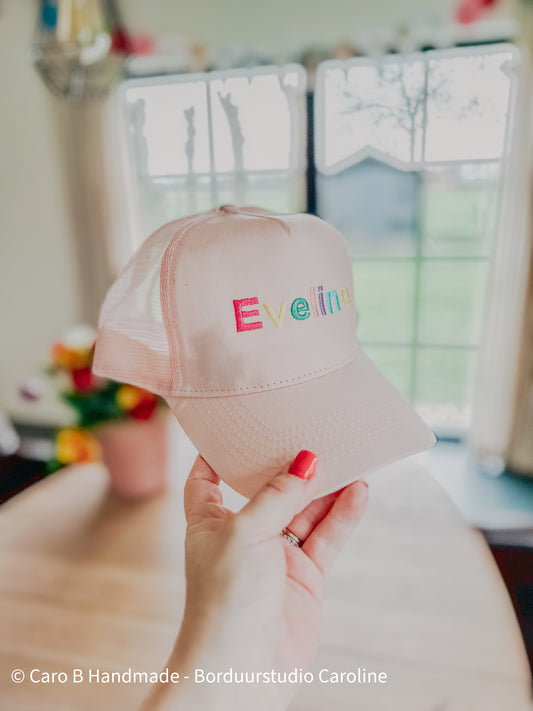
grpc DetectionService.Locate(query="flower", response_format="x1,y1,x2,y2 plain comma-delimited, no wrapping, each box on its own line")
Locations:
70,366,94,392
130,398,158,421
116,384,144,411
51,342,92,370
55,428,102,465
22,325,162,448
116,385,158,420
51,325,96,372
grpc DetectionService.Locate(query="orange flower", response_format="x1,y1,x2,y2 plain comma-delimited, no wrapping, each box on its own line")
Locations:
55,428,101,465
51,343,93,371
50,326,96,372
116,384,144,411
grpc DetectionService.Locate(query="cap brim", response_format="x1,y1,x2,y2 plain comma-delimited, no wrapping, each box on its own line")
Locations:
167,348,436,499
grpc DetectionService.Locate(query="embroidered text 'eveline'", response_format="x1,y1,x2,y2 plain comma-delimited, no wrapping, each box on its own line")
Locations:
233,285,352,333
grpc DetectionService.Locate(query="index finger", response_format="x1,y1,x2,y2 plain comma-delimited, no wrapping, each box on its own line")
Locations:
183,455,223,522
302,480,368,574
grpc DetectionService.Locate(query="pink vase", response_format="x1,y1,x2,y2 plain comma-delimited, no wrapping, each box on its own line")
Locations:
96,411,169,500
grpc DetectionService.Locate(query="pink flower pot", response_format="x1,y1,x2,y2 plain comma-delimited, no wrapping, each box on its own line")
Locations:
96,411,169,500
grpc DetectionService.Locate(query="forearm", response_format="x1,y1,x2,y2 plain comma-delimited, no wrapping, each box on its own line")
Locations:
137,648,287,711
138,606,288,711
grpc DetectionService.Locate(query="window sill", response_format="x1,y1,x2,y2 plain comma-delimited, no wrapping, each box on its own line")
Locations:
416,440,533,542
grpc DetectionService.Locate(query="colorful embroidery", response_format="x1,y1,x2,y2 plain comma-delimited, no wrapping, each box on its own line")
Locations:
291,298,310,320
263,301,287,327
327,289,341,313
233,298,263,332
234,286,352,332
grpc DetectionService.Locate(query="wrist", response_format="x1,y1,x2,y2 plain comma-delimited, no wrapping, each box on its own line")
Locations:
172,598,228,666
140,657,278,711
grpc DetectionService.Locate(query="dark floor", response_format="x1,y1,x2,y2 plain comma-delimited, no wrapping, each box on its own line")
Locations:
490,545,533,674
0,453,48,504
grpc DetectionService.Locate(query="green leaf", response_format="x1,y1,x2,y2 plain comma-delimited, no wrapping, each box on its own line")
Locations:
45,458,64,474
61,381,125,428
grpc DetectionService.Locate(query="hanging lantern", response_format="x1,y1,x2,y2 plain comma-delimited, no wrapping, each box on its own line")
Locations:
31,0,132,102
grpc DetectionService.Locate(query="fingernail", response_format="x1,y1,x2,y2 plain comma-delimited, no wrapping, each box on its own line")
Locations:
361,480,369,489
289,450,317,480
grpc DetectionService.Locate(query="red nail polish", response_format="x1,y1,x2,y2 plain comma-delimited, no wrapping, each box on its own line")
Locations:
289,450,318,480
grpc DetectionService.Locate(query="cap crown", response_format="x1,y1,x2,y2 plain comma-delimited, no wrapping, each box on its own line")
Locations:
94,206,358,397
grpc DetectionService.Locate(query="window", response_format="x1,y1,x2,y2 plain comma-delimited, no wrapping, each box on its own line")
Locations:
119,64,307,249
113,45,521,436
314,45,518,433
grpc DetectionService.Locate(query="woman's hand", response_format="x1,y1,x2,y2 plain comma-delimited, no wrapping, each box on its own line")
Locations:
140,451,368,711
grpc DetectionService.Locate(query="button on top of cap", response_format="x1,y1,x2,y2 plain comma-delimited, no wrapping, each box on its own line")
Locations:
219,204,239,214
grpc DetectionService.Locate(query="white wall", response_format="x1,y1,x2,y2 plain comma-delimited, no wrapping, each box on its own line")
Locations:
121,0,516,52
0,0,512,419
0,1,82,417
123,0,451,52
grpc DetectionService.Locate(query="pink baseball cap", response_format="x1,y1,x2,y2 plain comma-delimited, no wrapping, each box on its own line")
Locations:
93,205,435,498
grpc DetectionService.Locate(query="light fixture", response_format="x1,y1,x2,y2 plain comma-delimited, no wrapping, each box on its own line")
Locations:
31,0,132,102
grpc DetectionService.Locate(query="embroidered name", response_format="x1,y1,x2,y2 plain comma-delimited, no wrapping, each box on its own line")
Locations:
233,286,352,333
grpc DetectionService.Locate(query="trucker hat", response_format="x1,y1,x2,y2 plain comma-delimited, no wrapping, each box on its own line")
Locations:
93,205,435,498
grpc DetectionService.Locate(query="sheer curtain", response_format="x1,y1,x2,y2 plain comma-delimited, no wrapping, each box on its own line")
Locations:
52,101,120,324
470,49,533,469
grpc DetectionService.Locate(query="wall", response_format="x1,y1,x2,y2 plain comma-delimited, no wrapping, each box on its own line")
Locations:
0,1,82,420
123,0,451,53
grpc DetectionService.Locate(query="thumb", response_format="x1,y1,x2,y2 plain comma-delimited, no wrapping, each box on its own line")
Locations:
237,450,318,541
183,455,223,524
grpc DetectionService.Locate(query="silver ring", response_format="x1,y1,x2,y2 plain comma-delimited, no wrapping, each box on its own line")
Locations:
280,527,302,547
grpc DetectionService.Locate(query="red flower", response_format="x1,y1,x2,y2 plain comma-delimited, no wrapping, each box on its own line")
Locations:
71,367,94,392
130,397,157,420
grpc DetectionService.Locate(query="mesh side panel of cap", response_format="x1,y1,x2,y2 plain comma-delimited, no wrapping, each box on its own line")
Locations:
93,216,201,396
